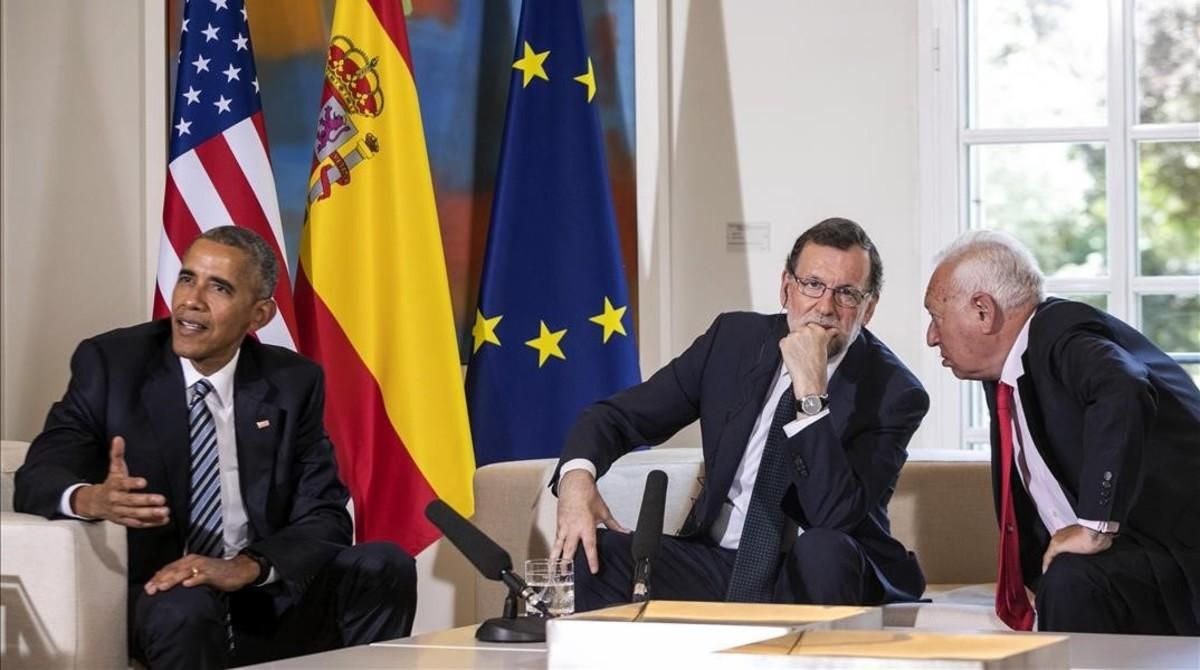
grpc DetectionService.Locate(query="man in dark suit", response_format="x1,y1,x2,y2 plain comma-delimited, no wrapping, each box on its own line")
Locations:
925,230,1200,635
551,218,929,610
14,226,417,668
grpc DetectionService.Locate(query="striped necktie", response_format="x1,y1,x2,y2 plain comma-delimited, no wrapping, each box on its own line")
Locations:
726,386,796,602
187,379,224,558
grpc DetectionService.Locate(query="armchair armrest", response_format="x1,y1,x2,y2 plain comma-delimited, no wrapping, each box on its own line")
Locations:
1,512,127,669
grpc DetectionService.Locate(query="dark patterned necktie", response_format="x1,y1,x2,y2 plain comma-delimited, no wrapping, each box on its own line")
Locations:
726,385,796,602
186,379,224,558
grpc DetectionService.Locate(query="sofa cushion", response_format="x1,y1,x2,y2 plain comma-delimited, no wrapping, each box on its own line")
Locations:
889,459,998,585
1,440,31,513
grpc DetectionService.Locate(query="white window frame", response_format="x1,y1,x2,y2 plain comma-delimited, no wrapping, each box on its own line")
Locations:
918,0,1200,450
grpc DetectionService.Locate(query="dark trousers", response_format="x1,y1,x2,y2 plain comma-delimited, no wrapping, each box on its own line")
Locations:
1036,538,1199,636
574,528,884,612
130,542,416,669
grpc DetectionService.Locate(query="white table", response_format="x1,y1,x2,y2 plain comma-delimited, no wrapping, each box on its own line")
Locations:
244,626,545,669
247,620,1200,669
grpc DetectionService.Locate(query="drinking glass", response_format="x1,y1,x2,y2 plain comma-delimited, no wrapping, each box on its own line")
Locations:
523,558,574,617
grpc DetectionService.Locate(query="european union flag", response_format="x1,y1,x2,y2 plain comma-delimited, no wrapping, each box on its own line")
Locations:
466,0,640,466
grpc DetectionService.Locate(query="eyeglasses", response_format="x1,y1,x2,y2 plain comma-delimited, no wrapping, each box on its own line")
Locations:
789,274,871,308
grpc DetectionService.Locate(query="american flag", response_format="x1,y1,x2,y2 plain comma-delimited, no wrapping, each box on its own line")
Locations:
155,0,298,349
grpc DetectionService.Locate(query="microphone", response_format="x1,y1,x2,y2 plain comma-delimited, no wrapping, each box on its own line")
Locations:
425,499,550,617
630,470,668,602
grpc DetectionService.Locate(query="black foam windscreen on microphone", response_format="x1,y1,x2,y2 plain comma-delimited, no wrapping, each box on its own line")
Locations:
425,499,513,580
631,470,668,561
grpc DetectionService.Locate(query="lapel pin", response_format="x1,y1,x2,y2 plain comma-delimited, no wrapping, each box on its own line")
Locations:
256,419,271,429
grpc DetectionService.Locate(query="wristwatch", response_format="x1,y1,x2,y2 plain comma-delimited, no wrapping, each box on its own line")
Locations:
795,393,829,417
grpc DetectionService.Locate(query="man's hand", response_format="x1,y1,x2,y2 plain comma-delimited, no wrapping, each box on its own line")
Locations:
144,554,261,595
549,469,629,574
72,436,170,527
780,323,835,397
1042,524,1113,573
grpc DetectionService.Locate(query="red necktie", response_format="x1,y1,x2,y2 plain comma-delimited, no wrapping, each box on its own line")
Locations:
995,382,1035,631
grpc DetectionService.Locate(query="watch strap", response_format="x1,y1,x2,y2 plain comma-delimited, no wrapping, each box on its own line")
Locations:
240,549,271,587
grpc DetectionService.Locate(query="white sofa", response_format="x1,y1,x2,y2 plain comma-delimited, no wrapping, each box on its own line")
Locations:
1,440,128,669
471,447,1007,630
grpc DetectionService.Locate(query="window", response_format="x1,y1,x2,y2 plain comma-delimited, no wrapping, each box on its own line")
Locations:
921,0,1199,451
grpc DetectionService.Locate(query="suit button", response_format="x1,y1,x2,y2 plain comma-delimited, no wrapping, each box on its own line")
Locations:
793,455,809,478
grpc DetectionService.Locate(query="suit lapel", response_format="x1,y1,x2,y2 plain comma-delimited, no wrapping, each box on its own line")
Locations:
142,344,190,547
710,316,788,498
232,342,279,541
825,331,867,437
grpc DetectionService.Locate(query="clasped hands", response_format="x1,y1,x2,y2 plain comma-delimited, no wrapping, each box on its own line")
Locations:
73,436,260,594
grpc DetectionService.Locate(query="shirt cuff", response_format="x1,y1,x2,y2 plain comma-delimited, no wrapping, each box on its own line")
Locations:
59,483,94,519
261,567,279,585
560,458,597,479
1077,518,1120,534
783,409,830,438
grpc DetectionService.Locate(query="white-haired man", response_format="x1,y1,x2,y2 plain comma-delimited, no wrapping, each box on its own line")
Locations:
924,230,1199,635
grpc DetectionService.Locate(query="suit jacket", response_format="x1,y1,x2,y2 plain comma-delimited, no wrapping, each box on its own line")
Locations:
14,319,352,587
983,299,1200,627
557,312,929,601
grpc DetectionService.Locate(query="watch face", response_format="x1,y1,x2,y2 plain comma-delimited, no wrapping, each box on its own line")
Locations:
801,395,823,415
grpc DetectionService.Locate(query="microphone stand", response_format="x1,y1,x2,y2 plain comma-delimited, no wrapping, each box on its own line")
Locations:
475,571,551,643
475,592,548,643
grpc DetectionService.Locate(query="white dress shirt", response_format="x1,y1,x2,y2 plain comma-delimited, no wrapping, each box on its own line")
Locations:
1000,316,1118,536
560,350,845,550
61,351,276,581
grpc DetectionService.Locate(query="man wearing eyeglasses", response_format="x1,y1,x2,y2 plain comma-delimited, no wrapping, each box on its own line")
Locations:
551,218,929,610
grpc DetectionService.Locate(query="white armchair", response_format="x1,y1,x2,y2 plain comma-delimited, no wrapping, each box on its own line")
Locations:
1,440,127,669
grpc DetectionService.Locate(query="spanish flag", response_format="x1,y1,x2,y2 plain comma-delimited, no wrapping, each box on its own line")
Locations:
295,0,474,554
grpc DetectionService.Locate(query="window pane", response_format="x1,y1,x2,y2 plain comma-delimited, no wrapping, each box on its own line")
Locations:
1140,294,1200,354
968,383,989,431
1138,141,1200,276
1136,0,1200,124
971,0,1107,128
1057,293,1109,311
970,143,1107,277
1183,364,1200,387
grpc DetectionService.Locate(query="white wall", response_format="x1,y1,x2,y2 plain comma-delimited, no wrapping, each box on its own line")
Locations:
1,0,164,442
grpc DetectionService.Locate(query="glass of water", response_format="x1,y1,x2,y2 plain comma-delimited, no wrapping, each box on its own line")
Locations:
524,558,574,617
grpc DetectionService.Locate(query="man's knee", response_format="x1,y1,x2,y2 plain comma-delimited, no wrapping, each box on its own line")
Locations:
334,542,416,594
573,530,627,577
133,585,225,657
135,586,223,636
782,528,873,605
572,529,634,611
1037,553,1106,611
791,528,861,568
